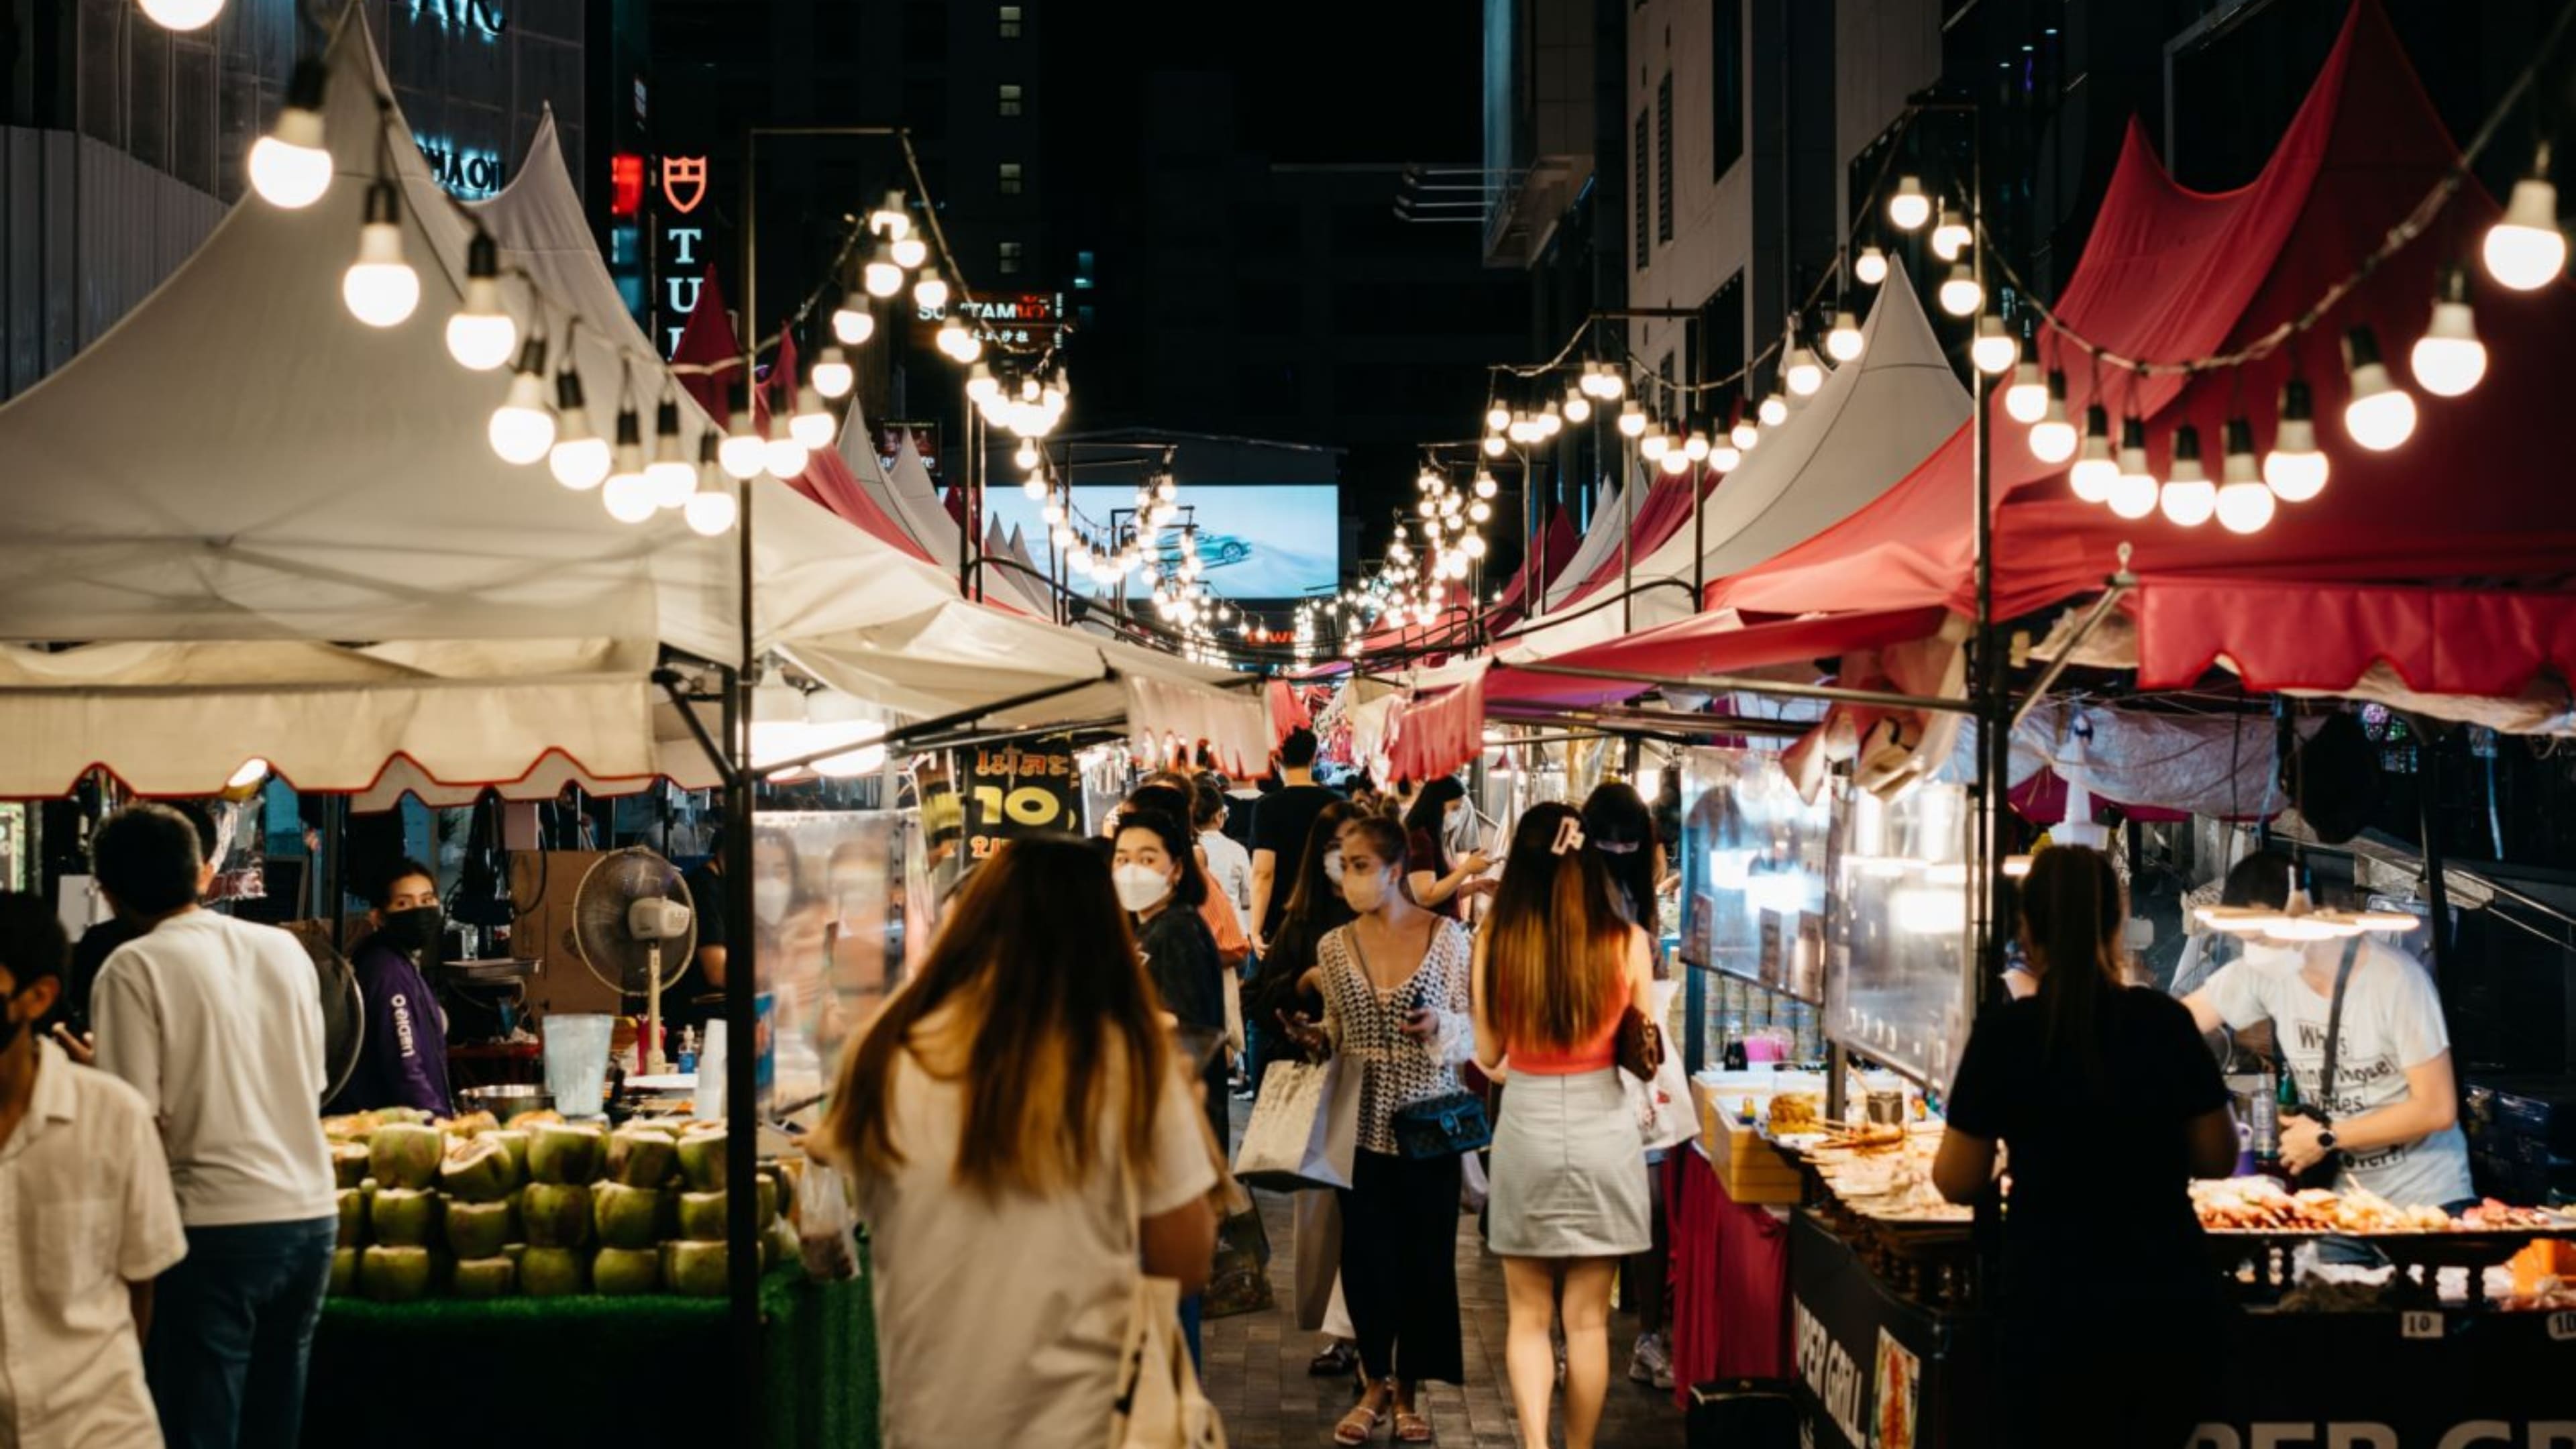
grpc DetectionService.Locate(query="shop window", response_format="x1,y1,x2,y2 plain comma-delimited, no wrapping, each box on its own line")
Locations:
998,161,1024,196
1657,73,1674,243
998,240,1025,275
999,5,1023,38
998,83,1024,117
1633,109,1651,270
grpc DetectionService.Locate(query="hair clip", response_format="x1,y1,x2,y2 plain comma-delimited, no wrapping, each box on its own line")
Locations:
1551,817,1586,855
1592,840,1640,855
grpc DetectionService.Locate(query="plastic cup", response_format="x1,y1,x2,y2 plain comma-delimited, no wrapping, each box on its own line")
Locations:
543,1013,614,1118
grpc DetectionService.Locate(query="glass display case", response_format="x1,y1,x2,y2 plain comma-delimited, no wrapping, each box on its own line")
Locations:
745,810,924,1121
1676,747,1831,1003
1823,782,1972,1091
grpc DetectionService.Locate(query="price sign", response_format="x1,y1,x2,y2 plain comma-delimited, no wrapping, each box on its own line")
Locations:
2548,1311,2576,1342
2400,1311,2443,1340
961,741,1083,860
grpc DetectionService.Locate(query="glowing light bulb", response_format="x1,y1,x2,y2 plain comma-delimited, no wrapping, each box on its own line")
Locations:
1016,440,1040,470
547,368,610,490
1482,434,1506,458
2067,405,2116,501
2264,380,2330,502
1564,391,1592,424
2029,374,2078,465
1711,440,1743,472
1758,390,1788,427
1888,176,1930,231
2157,423,2214,527
870,191,910,240
832,305,876,345
2340,326,2416,451
602,407,651,521
684,488,739,536
2002,362,2046,423
1938,264,1982,318
248,58,331,208
1682,431,1711,462
1462,535,1487,559
2409,264,2485,398
643,400,697,509
2214,418,2274,534
1854,246,1888,286
812,345,855,400
138,0,224,32
1639,423,1670,461
966,362,1002,406
914,271,951,312
1785,346,1825,396
1617,405,1646,438
1485,404,1510,431
863,244,904,298
718,407,765,480
1731,415,1760,451
1931,207,1970,262
2106,417,2159,519
486,338,555,465
1970,315,2017,375
443,231,518,370
1825,310,1864,363
1540,400,1564,436
1658,447,1691,476
1474,472,1499,499
1469,500,1492,523
342,182,420,329
2482,151,2565,291
891,234,929,270
763,415,810,480
783,384,831,450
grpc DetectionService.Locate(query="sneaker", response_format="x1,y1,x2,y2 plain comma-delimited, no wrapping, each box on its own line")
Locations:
1629,1332,1674,1391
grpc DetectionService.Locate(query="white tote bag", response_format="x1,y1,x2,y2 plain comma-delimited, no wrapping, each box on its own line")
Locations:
1108,1271,1228,1449
1231,1057,1359,1191
1627,981,1697,1152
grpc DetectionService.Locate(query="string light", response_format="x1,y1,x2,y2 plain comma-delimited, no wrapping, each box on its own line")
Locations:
1854,246,1888,286
914,270,951,312
1474,471,1499,499
831,300,876,345
2002,361,2047,423
2263,380,2330,502
2339,325,2417,451
1758,388,1788,427
811,344,855,399
2028,372,2078,464
138,0,224,32
966,362,1002,406
2214,418,2275,534
1564,388,1593,424
1825,309,1864,363
863,244,904,298
1888,176,1930,231
2482,144,2565,291
869,192,911,241
763,411,810,480
1711,439,1743,471
892,233,930,270
602,405,656,523
445,232,517,370
2067,405,2115,501
789,382,836,449
1970,315,2017,375
1682,430,1711,462
2408,263,2485,397
486,337,555,465
1784,345,1825,396
1731,407,1761,452
1931,207,1971,262
1658,447,1692,476
719,404,766,480
342,181,420,329
1617,403,1646,437
1638,419,1671,461
684,483,739,537
2107,417,2158,520
547,366,610,490
1486,404,1511,432
1938,264,1983,318
2158,423,2215,527
646,396,698,509
248,58,331,209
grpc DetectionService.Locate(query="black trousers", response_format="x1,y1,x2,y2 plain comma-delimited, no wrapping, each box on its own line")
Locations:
1336,1148,1465,1385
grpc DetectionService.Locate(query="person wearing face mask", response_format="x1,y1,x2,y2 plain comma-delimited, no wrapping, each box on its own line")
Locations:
1114,808,1230,1156
326,859,453,1117
1401,776,1493,920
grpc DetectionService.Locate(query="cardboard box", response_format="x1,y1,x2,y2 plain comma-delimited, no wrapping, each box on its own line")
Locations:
506,851,617,1018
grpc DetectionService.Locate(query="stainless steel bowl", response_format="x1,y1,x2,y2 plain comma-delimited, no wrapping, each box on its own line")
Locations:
459,1083,554,1121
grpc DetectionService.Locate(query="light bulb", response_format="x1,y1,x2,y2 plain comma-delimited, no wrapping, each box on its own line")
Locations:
1825,310,1864,363
248,58,331,208
1682,431,1711,462
547,369,610,490
2482,152,2565,291
1711,441,1743,471
718,407,765,480
645,400,698,508
486,338,555,464
1469,500,1492,523
1758,390,1788,427
790,385,836,449
1462,535,1487,559
1597,368,1625,400
685,488,739,536
1617,405,1646,438
864,245,904,298
1474,472,1499,499
1970,315,2017,375
1016,441,1040,470
832,305,876,345
870,191,910,240
892,234,929,270
1938,264,1982,318
936,319,976,361
2265,380,2330,502
342,182,420,329
2108,417,2158,519
1785,346,1825,396
763,415,810,479
2001,362,2046,423
812,345,855,399
1888,176,1929,231
1854,246,1888,286
2028,374,2077,464
2409,264,2484,398
443,231,518,370
1022,474,1047,501
138,0,224,31
914,271,951,311
1931,207,1970,262
1482,434,1506,458
602,472,659,524
966,363,1002,406
1540,400,1564,436
1658,447,1692,476
2214,418,2274,533
1731,415,1761,451
1564,392,1592,424
2068,406,2116,502
2341,325,2416,451
1485,404,1510,431
1639,423,1670,461
2157,423,2214,526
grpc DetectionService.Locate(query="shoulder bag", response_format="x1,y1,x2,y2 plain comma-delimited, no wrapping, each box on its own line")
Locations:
1382,928,1491,1159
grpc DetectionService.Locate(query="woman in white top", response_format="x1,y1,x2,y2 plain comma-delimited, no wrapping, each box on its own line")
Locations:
823,836,1220,1449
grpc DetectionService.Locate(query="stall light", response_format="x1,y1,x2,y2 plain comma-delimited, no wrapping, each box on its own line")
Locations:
1658,447,1692,476
343,181,421,329
486,337,556,465
1937,264,1983,318
1486,404,1511,432
1595,368,1625,401
1758,388,1789,427
2482,146,2565,291
1617,403,1647,438
445,231,518,370
2001,854,2034,879
1854,246,1889,286
1462,535,1487,559
1825,309,1865,364
1786,345,1826,396
763,412,810,480
1564,388,1593,425
2067,405,2115,500
1638,420,1671,461
225,757,270,790
965,363,1004,407
1888,176,1931,231
1970,315,2018,375
2002,362,2047,423
869,191,912,241
2196,905,2288,935
1731,412,1762,452
1711,440,1743,472
1931,207,1971,262
1892,885,1968,936
2341,326,2416,451
1540,399,1565,436
248,57,331,208
2410,264,2485,398
891,233,930,270
2263,379,2330,502
831,302,876,346
1474,470,1499,499
717,407,765,480
914,270,951,313
2158,423,2214,527
139,0,225,34
1482,434,1507,458
1468,499,1493,523
812,345,855,400
547,368,610,490
684,487,738,537
935,318,981,362
645,398,697,508
2107,416,2158,520
2214,417,2274,534
2029,374,2078,465
863,244,904,298
789,384,837,450
602,406,657,523
1682,430,1711,463
1015,439,1042,472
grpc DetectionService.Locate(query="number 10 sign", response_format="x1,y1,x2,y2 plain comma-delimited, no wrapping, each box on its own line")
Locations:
962,742,1083,859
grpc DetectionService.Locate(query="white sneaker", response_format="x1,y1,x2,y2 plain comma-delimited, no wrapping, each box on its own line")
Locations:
1629,1332,1674,1390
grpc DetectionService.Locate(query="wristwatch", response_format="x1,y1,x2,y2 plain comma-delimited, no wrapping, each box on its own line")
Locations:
2316,1127,2339,1153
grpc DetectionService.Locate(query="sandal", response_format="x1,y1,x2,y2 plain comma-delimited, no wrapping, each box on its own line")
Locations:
1332,1404,1383,1446
1393,1408,1434,1444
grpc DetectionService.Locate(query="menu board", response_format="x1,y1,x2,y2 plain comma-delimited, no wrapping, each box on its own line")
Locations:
961,740,1084,861
1677,747,1831,1003
1822,782,1972,1091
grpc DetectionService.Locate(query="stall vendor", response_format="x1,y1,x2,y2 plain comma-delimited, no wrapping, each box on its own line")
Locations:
2180,851,2472,1211
326,859,453,1116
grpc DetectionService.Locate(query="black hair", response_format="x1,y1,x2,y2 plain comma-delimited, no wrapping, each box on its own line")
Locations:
1123,783,1196,830
2221,849,2295,910
2020,845,2125,1090
0,893,69,990
91,804,206,918
373,858,439,911
1190,775,1230,829
1581,782,1658,929
1112,808,1209,910
1402,776,1466,880
1279,727,1320,769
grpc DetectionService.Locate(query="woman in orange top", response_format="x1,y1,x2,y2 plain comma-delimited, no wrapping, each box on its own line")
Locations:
1472,802,1656,1449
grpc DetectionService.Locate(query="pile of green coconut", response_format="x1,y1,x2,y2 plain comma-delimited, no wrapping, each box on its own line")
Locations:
323,1108,796,1303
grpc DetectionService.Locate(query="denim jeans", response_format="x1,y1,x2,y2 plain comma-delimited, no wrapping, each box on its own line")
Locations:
146,1216,337,1449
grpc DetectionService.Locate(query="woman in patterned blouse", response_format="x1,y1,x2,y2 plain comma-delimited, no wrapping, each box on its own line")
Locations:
1281,816,1475,1445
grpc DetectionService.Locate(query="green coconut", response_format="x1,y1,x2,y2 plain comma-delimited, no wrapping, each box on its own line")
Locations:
520,1181,592,1248
329,1246,358,1296
376,1106,434,1126
483,1129,530,1183
768,1216,800,1271
519,1245,590,1298
443,1110,498,1138
368,1188,440,1248
527,1123,605,1185
676,1189,728,1243
331,1141,372,1189
501,1242,527,1267
675,1126,728,1191
367,1122,443,1191
755,1174,780,1227
439,1136,519,1203
335,1188,366,1248
504,1108,562,1132
451,1256,517,1299
445,1199,513,1260
608,1126,678,1188
358,1245,433,1303
591,1182,661,1250
594,1246,661,1296
663,1239,727,1298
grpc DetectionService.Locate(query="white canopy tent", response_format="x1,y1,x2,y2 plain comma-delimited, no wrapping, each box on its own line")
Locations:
1542,478,1629,612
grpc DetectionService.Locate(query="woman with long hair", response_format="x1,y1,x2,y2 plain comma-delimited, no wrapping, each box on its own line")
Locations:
1577,780,1674,1389
1934,845,2237,1449
1401,776,1493,919
1472,802,1655,1449
1114,806,1230,1155
1281,816,1474,1445
823,837,1220,1449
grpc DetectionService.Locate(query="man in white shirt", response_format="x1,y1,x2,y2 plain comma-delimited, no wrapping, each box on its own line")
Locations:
88,806,337,1449
1193,777,1253,914
0,893,189,1449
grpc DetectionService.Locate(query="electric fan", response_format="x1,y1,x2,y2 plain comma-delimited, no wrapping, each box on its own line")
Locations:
570,848,698,1073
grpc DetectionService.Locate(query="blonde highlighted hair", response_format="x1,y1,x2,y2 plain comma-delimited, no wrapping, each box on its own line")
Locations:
1481,802,1629,1054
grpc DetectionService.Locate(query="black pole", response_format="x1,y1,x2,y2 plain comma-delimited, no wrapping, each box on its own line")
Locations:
731,137,765,1442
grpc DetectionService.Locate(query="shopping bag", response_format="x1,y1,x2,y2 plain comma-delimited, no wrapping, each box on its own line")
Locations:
1629,979,1697,1152
1290,1189,1343,1332
1200,1205,1275,1319
1232,1057,1358,1191
1108,1272,1229,1449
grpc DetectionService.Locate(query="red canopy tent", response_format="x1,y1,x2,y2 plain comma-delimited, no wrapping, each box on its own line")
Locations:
1549,472,1718,610
1702,0,2575,702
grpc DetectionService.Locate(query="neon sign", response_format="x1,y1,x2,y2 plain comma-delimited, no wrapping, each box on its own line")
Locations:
656,156,714,356
415,137,506,199
409,0,506,37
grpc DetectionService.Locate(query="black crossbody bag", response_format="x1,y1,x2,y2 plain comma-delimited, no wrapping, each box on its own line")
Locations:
1371,935,1491,1160
2286,936,2365,1191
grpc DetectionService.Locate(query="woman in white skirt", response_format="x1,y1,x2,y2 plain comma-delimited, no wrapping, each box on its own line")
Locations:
1472,802,1655,1449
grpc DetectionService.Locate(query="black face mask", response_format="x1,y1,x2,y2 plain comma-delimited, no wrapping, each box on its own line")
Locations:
380,906,445,959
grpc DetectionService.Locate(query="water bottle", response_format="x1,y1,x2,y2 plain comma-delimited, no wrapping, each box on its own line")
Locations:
676,1026,699,1076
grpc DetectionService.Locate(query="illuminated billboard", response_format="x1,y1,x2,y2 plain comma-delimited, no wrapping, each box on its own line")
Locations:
985,484,1340,601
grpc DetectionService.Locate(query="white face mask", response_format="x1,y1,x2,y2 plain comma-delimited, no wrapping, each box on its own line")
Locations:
1342,869,1389,914
2239,941,2305,976
753,877,792,926
1322,853,1346,885
1114,863,1173,914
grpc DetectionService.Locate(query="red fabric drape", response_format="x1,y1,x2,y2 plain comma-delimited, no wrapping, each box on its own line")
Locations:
1266,678,1311,745
1485,606,1951,709
1666,1148,1789,1407
1384,670,1487,784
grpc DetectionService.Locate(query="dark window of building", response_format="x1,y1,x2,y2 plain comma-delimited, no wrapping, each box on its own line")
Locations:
1696,272,1745,397
1713,0,1743,180
1656,73,1674,243
998,84,1024,117
1633,109,1651,270
902,1,948,63
998,4,1023,38
998,162,1023,195
998,240,1025,274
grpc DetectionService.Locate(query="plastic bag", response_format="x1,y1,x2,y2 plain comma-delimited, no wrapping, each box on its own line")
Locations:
797,1159,860,1281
